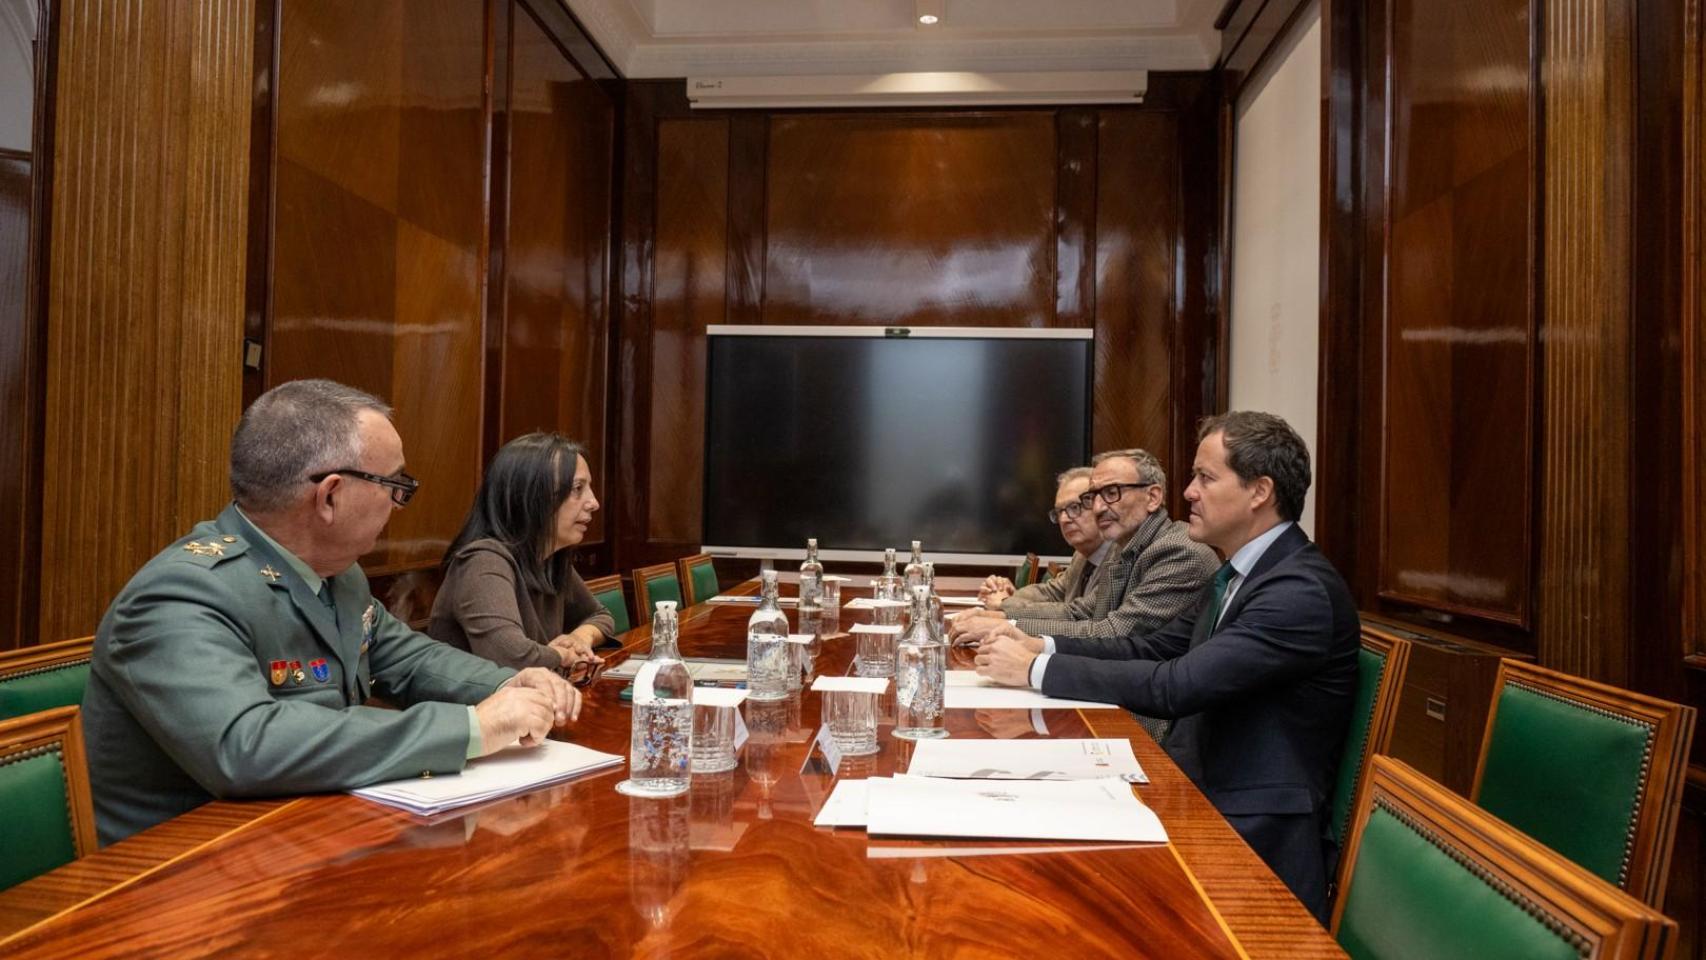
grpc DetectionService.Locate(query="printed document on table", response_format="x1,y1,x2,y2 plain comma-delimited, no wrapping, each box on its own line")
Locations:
813,777,884,828
352,740,624,816
906,738,1147,784
942,670,1120,710
865,776,1166,843
937,596,983,606
605,657,748,682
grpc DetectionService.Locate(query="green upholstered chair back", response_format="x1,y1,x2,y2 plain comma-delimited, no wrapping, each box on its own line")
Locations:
0,706,96,892
679,555,721,606
1330,631,1411,845
1334,756,1676,960
1013,554,1036,588
0,638,95,722
584,575,631,636
1472,661,1695,907
633,563,684,625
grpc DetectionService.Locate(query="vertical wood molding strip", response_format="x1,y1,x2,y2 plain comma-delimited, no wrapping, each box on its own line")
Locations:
40,0,250,642
1539,0,1633,680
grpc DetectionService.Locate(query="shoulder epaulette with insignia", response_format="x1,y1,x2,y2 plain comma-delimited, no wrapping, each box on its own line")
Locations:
173,535,249,566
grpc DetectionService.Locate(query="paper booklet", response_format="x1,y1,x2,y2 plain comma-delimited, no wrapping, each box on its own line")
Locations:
352,740,624,816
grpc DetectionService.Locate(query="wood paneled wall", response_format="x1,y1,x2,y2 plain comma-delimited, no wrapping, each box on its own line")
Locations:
253,0,617,618
614,78,1222,572
37,0,252,642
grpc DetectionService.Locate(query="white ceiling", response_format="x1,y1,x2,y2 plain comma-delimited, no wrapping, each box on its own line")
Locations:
563,0,1222,78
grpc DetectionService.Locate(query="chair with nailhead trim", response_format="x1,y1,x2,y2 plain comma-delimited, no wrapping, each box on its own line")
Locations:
0,637,94,721
1472,659,1695,908
1334,755,1676,960
0,705,97,891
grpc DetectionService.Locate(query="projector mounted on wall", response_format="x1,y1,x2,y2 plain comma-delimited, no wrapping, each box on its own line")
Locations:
685,71,1148,109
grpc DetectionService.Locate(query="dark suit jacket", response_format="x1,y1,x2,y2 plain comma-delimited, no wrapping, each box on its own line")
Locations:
1039,523,1358,920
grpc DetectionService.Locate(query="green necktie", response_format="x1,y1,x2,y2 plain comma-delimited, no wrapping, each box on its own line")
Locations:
1203,563,1236,630
319,580,338,628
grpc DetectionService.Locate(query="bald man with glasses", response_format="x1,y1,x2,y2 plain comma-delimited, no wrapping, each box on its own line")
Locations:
977,467,1111,613
950,448,1218,648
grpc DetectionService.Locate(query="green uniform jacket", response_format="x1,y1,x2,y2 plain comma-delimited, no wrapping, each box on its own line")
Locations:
82,504,514,845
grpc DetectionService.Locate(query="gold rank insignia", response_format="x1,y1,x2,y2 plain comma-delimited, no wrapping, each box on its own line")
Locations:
182,540,225,558
259,565,282,583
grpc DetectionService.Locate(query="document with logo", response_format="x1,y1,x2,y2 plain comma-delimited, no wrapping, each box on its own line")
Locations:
864,775,1166,843
906,738,1148,784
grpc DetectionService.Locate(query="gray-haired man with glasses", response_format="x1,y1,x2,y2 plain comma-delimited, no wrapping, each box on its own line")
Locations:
950,447,1218,648
82,379,582,845
977,466,1110,612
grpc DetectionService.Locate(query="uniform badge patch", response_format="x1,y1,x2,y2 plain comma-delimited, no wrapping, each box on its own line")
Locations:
309,658,330,683
361,602,377,644
289,660,305,685
270,660,287,686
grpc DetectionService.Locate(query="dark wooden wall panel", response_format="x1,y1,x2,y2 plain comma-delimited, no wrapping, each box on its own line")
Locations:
1375,0,1534,626
645,117,726,548
499,0,614,547
615,77,1218,568
269,0,485,575
763,113,1056,327
1094,111,1179,500
38,0,250,642
0,148,31,649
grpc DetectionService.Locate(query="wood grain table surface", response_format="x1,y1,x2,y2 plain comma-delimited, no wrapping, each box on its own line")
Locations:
0,577,1343,959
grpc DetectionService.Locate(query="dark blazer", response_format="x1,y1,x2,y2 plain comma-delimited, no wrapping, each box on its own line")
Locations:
428,539,618,671
1040,523,1359,921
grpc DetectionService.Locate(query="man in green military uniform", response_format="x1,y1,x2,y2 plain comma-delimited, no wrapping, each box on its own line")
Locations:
82,379,582,845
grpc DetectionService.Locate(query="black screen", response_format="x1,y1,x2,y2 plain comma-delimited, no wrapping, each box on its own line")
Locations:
703,333,1092,555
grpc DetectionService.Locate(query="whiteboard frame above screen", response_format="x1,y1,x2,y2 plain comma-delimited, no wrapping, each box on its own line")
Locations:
701,324,1094,566
706,325,1094,340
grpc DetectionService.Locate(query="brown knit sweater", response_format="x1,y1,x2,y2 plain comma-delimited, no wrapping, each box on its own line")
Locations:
427,539,617,671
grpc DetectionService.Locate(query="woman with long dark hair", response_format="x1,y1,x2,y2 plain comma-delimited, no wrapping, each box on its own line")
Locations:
428,433,615,672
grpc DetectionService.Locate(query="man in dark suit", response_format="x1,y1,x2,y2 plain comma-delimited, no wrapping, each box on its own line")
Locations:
974,411,1358,922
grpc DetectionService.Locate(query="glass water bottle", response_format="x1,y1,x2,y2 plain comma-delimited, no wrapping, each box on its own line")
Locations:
746,570,791,701
894,582,947,740
617,601,694,797
798,537,824,613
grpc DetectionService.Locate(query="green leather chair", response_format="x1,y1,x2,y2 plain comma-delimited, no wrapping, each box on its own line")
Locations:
1472,660,1696,907
1012,553,1036,589
584,573,631,636
0,705,98,892
678,554,721,607
1334,756,1675,960
632,562,684,625
0,637,95,721
1329,628,1411,847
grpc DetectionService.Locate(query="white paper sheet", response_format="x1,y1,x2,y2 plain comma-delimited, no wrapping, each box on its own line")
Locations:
811,675,890,693
850,623,902,635
692,686,749,707
605,657,748,682
938,596,984,606
814,777,882,827
864,776,1166,843
845,598,905,610
906,738,1147,784
352,740,624,816
941,671,1120,710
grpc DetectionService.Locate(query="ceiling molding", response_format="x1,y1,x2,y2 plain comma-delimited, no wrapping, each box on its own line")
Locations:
563,0,1217,79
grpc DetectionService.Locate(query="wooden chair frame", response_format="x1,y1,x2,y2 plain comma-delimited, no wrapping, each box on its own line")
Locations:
677,553,718,606
1333,756,1676,959
0,637,94,684
0,705,98,859
582,574,629,634
1332,626,1412,872
631,562,683,626
1471,659,1696,908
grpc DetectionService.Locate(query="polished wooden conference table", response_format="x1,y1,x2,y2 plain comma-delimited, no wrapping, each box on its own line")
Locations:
0,576,1344,958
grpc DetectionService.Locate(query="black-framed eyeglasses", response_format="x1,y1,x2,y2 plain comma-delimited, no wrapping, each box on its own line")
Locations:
309,468,420,507
1078,482,1156,510
565,656,606,689
1047,500,1088,524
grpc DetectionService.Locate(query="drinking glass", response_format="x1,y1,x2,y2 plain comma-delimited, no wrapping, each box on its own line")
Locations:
826,690,879,756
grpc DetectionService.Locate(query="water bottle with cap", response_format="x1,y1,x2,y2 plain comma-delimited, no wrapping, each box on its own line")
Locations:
616,600,693,797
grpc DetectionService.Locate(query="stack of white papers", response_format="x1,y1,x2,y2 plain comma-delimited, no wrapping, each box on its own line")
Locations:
844,598,905,611
814,775,1166,844
942,671,1120,710
937,596,984,607
906,738,1148,784
352,740,624,815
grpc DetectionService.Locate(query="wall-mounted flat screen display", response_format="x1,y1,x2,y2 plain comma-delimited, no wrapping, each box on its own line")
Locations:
702,326,1093,557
